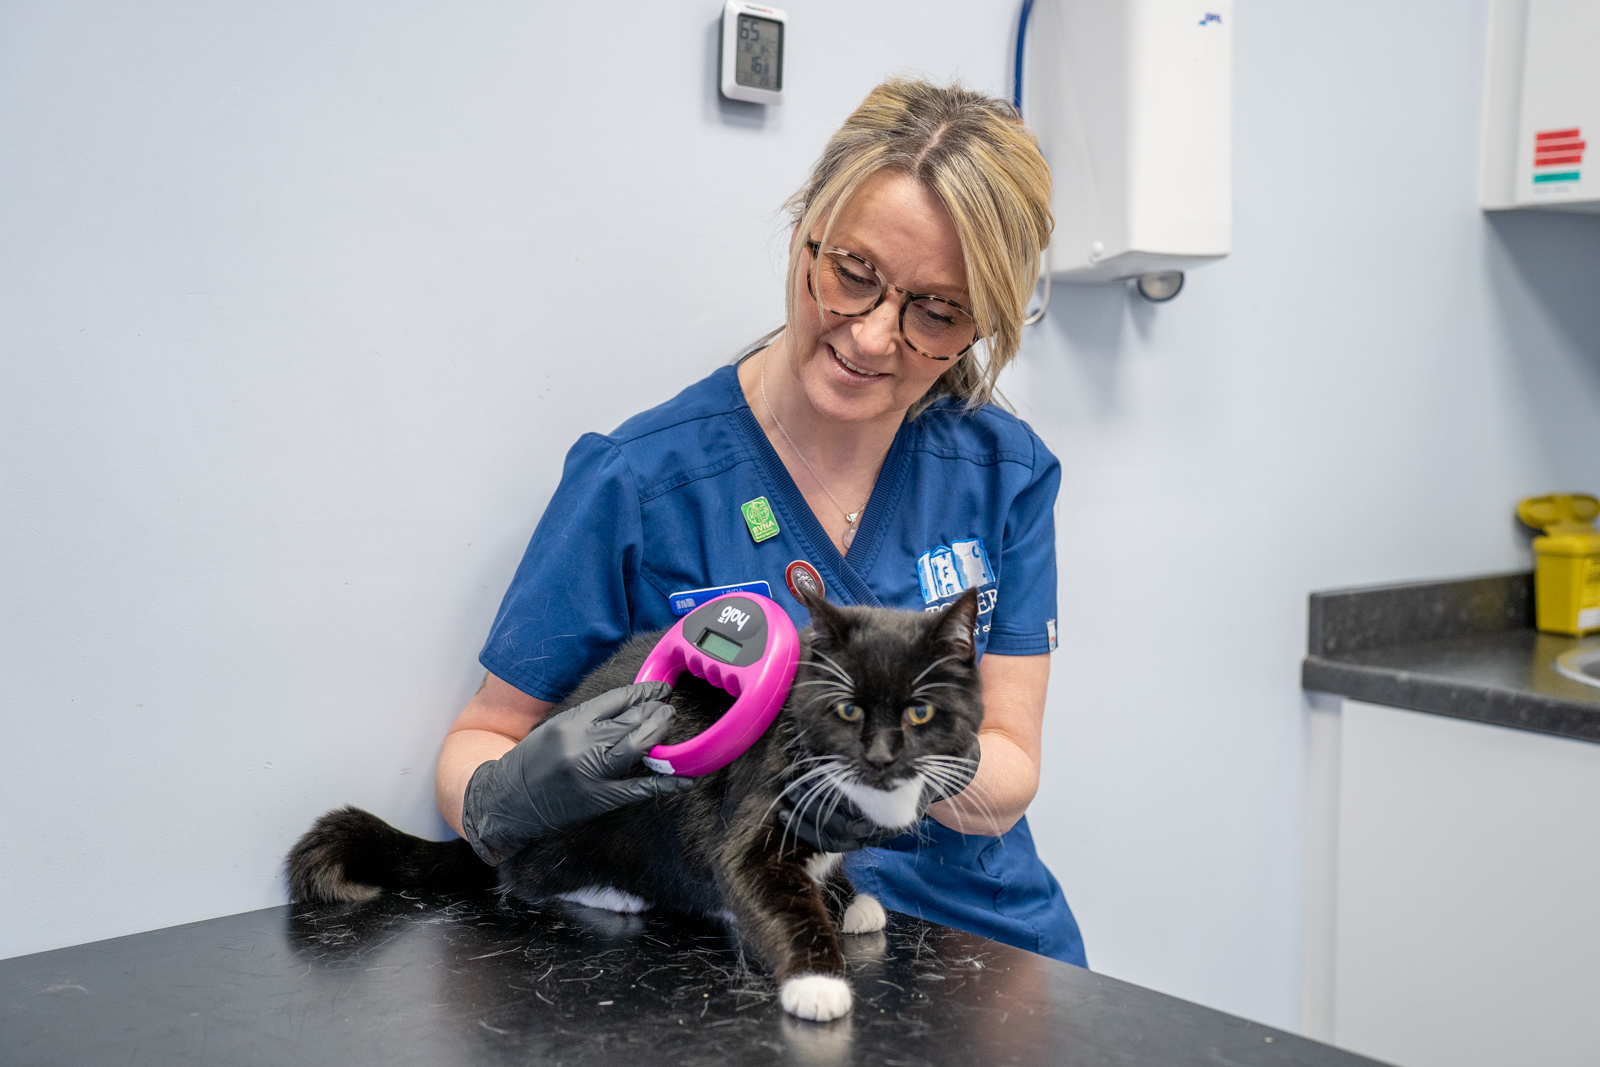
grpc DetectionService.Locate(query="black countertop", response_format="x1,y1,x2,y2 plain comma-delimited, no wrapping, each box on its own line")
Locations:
1,895,1379,1067
1301,571,1600,743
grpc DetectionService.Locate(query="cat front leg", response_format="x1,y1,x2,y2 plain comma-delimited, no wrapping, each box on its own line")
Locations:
719,848,852,1021
816,864,887,935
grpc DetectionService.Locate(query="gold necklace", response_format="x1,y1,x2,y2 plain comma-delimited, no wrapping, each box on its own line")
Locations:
760,353,869,551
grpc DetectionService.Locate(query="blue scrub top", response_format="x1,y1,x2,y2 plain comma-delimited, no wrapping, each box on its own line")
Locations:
481,362,1086,967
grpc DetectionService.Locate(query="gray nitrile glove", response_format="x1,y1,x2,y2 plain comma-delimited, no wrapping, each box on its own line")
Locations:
461,681,695,865
778,794,900,853
777,744,981,853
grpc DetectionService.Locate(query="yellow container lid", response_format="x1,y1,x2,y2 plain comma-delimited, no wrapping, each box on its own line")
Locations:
1518,494,1599,543
1532,532,1600,557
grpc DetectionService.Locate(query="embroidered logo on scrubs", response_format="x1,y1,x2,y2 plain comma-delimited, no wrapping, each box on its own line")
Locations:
1047,618,1058,651
917,539,994,602
741,497,780,543
917,538,998,634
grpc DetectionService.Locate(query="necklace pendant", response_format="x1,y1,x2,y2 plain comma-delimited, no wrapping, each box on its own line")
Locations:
845,511,860,525
840,524,856,552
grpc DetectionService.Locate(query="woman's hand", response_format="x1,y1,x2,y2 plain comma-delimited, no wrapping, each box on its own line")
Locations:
437,677,694,864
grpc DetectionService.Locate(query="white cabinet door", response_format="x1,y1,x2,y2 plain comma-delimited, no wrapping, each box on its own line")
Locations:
1319,700,1600,1067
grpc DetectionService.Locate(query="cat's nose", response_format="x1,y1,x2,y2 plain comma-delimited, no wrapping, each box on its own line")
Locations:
863,733,896,766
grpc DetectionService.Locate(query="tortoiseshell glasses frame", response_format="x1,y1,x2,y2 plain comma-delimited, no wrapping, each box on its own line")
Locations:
804,241,978,361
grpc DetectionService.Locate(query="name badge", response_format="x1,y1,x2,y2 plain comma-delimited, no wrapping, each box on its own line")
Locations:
666,580,773,616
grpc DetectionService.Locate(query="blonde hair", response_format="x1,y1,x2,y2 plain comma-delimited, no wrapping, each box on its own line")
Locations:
782,77,1052,415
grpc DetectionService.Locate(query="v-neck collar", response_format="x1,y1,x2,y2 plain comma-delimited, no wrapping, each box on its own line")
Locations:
725,361,911,608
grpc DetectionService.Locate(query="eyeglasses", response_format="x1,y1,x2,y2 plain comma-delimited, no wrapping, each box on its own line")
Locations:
804,241,978,361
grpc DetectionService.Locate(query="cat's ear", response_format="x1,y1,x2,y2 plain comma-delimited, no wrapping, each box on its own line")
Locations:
797,584,851,644
927,588,980,662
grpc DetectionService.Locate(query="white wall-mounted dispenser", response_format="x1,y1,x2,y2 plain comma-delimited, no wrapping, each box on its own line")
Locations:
1021,0,1232,301
1480,0,1598,214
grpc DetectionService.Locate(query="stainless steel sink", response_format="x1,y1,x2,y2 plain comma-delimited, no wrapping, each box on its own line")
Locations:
1553,642,1600,689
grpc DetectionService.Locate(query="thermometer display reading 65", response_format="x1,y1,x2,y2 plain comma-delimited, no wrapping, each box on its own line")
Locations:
735,15,781,91
720,2,787,106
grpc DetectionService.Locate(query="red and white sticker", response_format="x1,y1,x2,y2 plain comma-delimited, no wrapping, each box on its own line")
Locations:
1534,127,1585,169
785,560,825,602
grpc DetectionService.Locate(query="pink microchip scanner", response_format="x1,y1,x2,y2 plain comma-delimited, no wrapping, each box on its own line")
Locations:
634,591,800,777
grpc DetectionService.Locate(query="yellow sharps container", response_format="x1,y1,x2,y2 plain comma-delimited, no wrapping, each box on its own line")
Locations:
1517,494,1600,636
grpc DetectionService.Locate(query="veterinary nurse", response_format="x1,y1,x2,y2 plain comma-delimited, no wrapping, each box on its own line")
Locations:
434,79,1085,967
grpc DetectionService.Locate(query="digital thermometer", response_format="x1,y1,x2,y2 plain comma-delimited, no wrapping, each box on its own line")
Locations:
634,591,799,776
719,1,787,106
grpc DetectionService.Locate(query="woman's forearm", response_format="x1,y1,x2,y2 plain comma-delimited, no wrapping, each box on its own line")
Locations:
435,728,520,836
434,674,555,836
927,728,1038,836
925,652,1049,837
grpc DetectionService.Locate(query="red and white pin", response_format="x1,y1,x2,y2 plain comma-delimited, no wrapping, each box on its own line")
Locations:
784,560,825,602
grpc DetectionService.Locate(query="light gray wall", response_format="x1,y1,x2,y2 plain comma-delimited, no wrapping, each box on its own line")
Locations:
1015,0,1600,1030
2,0,1597,1037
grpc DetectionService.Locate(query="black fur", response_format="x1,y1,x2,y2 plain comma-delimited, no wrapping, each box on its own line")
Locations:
287,589,984,997
287,806,496,902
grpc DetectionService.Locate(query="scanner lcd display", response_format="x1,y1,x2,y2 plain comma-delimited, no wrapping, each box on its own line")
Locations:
695,629,743,663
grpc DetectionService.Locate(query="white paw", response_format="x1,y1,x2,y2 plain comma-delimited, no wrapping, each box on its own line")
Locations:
779,974,853,1021
839,893,886,935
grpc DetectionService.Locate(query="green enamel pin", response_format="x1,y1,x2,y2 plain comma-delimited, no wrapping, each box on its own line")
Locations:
741,496,780,543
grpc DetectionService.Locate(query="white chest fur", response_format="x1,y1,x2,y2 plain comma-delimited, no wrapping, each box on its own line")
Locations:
837,775,925,830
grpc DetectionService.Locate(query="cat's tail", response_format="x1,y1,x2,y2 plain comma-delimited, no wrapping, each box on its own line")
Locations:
287,806,498,903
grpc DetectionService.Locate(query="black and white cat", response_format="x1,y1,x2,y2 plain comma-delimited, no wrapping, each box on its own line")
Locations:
288,588,984,1022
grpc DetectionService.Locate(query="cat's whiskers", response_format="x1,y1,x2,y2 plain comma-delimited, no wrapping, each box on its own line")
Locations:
759,758,846,850
916,758,1003,837
791,677,858,710
944,792,1007,844
807,651,857,689
910,681,964,699
794,682,856,700
814,768,862,837
785,753,842,768
773,760,842,798
916,756,985,806
918,753,979,771
916,757,983,801
908,654,962,689
778,766,852,855
758,759,847,827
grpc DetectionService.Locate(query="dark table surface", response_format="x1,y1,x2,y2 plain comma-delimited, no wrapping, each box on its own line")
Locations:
1,895,1381,1067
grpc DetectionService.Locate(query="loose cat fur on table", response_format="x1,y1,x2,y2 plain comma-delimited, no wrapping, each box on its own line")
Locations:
287,588,984,1022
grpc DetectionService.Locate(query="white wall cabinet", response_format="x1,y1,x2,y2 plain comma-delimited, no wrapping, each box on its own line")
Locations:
1481,0,1599,212
1305,699,1600,1067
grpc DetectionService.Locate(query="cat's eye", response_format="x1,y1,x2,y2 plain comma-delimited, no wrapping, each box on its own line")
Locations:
833,701,863,723
905,703,935,726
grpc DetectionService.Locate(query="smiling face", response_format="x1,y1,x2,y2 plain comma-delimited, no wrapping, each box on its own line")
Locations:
785,589,984,829
783,168,971,426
